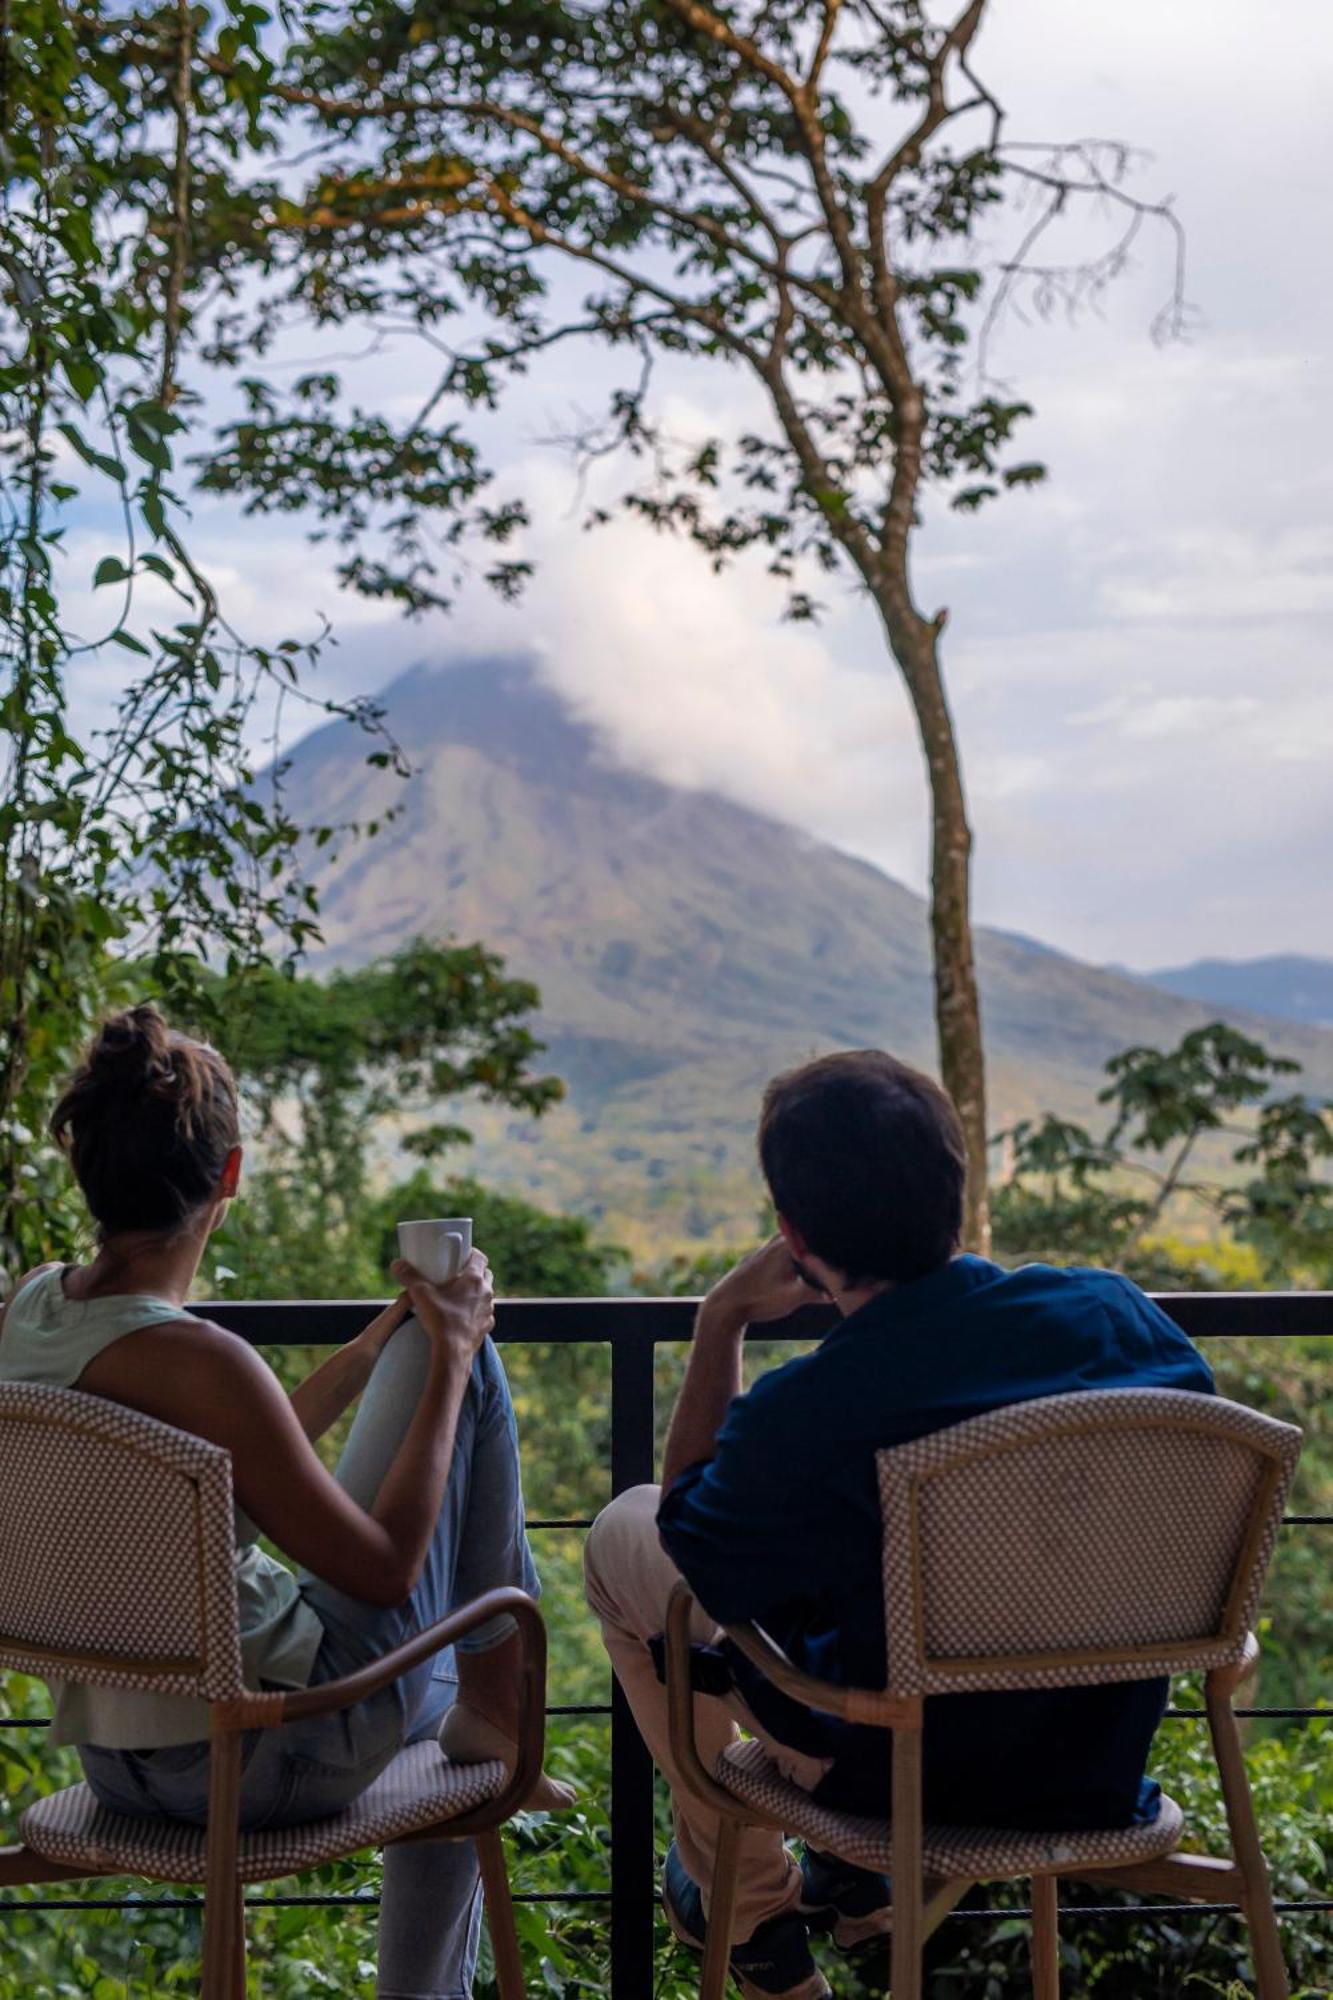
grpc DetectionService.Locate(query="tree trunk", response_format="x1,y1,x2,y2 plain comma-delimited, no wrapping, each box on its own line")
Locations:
875,596,991,1254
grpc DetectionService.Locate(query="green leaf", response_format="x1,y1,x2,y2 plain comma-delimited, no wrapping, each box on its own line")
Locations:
61,354,101,403
141,486,168,539
92,556,130,588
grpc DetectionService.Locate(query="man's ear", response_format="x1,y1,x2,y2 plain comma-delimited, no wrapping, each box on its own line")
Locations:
219,1145,243,1201
776,1213,808,1259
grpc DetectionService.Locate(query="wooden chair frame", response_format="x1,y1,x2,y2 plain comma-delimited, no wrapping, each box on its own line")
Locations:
666,1592,1288,2000
663,1380,1301,2000
0,1586,546,2000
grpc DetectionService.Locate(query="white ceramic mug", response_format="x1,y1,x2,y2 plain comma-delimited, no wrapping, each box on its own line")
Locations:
397,1217,473,1285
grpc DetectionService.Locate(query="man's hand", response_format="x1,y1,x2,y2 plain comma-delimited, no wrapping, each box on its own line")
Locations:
703,1234,824,1330
662,1238,821,1487
391,1248,495,1375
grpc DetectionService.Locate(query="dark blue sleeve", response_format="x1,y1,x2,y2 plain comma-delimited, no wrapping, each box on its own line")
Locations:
657,1359,837,1627
1104,1273,1217,1393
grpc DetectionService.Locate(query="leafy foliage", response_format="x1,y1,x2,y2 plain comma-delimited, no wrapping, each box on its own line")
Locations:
171,0,1173,607
994,1025,1333,1285
196,941,568,1299
0,0,410,1283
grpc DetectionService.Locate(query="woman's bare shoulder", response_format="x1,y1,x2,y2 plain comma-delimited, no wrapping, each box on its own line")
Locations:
75,1312,283,1429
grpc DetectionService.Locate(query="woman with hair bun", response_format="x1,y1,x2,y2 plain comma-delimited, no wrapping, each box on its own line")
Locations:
0,1003,570,1998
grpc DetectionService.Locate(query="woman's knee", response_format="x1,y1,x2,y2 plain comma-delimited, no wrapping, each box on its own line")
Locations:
470,1333,513,1417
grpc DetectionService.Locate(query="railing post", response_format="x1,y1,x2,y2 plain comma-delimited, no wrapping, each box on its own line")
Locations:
610,1324,658,1999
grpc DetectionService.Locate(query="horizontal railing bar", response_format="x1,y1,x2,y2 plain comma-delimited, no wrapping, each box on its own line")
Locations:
200,1293,1333,1348
0,1891,614,1911
3,1703,1325,1731
0,1705,616,1728
4,1894,1327,1917
1165,1706,1328,1720
944,1900,1333,1919
531,1514,1328,1529
527,1514,1319,1530
3,1701,1323,1731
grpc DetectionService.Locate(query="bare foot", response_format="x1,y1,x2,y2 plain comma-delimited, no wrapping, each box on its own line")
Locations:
438,1701,577,1811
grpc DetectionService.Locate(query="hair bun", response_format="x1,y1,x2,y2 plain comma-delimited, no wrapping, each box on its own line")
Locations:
51,1006,240,1237
87,1005,179,1095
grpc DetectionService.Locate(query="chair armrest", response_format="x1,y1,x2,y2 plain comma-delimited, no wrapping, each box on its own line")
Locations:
212,1588,548,1822
1206,1628,1261,1702
664,1584,778,1825
279,1587,542,1722
663,1582,920,1829
722,1615,919,1728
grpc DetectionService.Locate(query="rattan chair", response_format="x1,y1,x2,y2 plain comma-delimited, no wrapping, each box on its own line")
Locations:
665,1387,1302,2000
0,1380,546,2000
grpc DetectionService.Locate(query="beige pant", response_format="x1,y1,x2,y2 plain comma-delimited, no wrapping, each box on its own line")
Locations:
584,1484,831,1942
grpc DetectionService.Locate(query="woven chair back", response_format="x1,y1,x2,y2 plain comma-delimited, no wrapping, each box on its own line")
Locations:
877,1388,1300,1699
0,1381,244,1700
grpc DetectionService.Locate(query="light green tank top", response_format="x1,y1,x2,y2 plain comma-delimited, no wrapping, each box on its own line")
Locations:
0,1269,323,1748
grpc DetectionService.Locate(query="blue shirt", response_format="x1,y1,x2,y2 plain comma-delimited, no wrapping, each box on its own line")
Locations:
657,1256,1215,1826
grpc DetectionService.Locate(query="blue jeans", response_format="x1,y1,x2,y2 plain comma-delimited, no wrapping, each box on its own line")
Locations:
80,1323,540,2000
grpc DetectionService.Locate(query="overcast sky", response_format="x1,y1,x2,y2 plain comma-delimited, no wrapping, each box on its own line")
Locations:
71,0,1333,971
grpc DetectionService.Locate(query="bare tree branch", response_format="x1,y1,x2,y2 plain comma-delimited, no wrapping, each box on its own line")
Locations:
806,0,844,93
980,139,1191,378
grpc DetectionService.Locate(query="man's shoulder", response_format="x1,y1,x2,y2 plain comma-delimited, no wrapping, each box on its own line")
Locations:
1031,1259,1184,1321
988,1258,1166,1318
991,1259,1213,1384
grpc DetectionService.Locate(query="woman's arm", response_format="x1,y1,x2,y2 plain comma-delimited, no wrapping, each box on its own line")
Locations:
76,1254,496,1607
286,1293,411,1445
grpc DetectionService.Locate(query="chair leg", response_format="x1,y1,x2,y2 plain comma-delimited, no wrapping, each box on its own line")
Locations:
201,1879,239,2000
231,1883,247,1999
477,1828,527,2000
699,1817,741,2000
1030,1875,1060,2000
201,1729,244,2000
1206,1684,1289,2000
891,1724,925,2000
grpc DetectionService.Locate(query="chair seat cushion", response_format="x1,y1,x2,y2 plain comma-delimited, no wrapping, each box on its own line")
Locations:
717,1738,1185,1878
20,1743,506,1884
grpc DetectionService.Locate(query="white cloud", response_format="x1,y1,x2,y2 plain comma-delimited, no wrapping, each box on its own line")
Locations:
443,452,931,884
1071,692,1263,740
1099,525,1333,622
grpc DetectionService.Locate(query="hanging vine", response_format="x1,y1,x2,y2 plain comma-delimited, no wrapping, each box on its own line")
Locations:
0,0,404,1278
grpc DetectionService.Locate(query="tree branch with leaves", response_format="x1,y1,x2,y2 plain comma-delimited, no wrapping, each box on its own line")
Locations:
994,1024,1333,1284
124,0,1191,1250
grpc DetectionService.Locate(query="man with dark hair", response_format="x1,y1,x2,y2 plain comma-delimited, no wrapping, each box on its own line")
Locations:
584,1051,1213,2000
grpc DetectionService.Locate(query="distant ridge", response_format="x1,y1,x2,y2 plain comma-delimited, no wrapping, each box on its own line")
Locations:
278,657,1333,1246
1132,955,1333,1029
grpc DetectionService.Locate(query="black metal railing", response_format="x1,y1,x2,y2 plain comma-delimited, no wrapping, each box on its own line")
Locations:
2,1291,1330,1995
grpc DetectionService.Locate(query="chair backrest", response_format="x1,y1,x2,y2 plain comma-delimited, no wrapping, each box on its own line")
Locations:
0,1381,244,1702
877,1388,1301,1699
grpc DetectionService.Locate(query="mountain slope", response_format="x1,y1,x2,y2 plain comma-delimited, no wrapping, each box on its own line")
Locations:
281,658,1333,1245
1136,956,1333,1028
